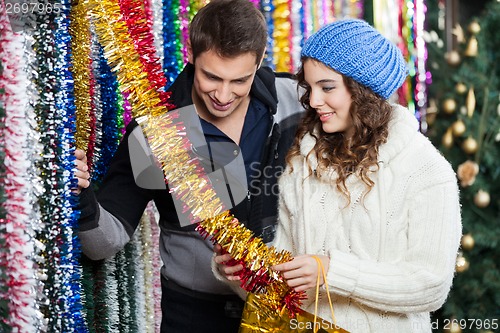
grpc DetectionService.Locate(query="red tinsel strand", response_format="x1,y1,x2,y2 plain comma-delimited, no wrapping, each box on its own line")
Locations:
281,288,307,318
118,0,173,108
143,0,155,31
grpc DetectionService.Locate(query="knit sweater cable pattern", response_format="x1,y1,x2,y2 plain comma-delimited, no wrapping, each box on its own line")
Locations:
273,104,462,333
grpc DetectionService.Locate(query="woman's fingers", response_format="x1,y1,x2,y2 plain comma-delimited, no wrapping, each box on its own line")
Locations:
272,254,329,291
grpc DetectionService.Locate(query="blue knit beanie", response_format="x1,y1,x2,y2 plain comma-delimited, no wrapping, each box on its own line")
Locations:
301,19,407,99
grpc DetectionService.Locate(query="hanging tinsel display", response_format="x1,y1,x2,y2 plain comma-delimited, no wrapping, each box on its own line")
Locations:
90,46,122,183
273,0,292,72
137,204,162,332
178,0,190,63
33,6,60,333
413,0,429,128
43,0,87,330
261,0,275,68
374,0,428,123
115,246,136,331
89,27,104,176
289,0,305,73
269,0,365,73
151,0,165,69
162,0,184,86
70,1,95,156
0,5,44,331
74,0,168,330
144,203,163,332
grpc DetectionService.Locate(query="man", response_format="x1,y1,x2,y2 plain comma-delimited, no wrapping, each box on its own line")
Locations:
73,0,303,332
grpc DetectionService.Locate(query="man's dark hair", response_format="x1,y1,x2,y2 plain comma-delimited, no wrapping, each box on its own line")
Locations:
189,0,267,64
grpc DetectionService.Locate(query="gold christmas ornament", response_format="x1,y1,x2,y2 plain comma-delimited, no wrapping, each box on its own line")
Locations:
455,254,469,273
465,36,478,57
427,98,438,114
442,129,454,148
455,83,467,94
474,189,491,208
497,94,500,116
466,88,476,117
462,137,478,154
468,21,481,35
442,98,457,114
452,24,465,43
451,119,466,137
457,160,479,187
461,233,475,251
445,50,461,66
447,321,463,333
426,113,436,126
426,99,438,126
460,106,468,116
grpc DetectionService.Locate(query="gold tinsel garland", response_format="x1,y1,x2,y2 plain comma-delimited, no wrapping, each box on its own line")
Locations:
84,0,301,317
272,0,291,72
70,2,92,150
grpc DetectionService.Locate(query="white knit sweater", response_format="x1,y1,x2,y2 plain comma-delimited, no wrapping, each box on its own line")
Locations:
273,105,462,333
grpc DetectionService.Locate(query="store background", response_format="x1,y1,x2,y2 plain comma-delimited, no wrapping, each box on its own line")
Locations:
0,0,498,332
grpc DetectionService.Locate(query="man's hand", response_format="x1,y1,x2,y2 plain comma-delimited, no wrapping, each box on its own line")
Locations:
213,244,244,281
73,149,91,195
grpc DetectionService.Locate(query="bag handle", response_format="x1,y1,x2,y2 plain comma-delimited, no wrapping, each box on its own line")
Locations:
312,255,336,333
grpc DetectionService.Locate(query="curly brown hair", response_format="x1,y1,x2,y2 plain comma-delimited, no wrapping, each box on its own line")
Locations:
287,59,393,202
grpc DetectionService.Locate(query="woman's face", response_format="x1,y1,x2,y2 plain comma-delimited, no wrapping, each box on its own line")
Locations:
303,59,354,137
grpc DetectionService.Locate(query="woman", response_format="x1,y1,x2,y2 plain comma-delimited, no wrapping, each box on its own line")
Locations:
271,19,462,332
215,19,462,332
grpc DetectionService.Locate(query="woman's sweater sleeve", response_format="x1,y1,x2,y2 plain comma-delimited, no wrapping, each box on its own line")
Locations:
325,178,462,313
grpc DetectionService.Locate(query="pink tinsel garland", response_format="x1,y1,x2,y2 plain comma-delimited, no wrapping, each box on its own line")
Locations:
0,5,41,331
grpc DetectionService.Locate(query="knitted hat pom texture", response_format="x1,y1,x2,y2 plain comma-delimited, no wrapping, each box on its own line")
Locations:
301,19,407,99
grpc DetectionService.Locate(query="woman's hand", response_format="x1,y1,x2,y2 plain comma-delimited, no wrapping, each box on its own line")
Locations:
272,254,329,292
73,149,91,194
213,244,244,281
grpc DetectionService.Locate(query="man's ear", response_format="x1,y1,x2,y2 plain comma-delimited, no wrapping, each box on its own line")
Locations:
187,39,194,64
257,50,266,69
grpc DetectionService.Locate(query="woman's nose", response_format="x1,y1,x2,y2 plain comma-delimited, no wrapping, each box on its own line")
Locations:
309,91,323,108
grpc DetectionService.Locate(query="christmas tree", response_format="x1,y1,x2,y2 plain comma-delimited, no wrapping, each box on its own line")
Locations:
426,1,500,332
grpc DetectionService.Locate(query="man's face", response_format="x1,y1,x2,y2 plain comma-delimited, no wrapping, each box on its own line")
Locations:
190,49,259,122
